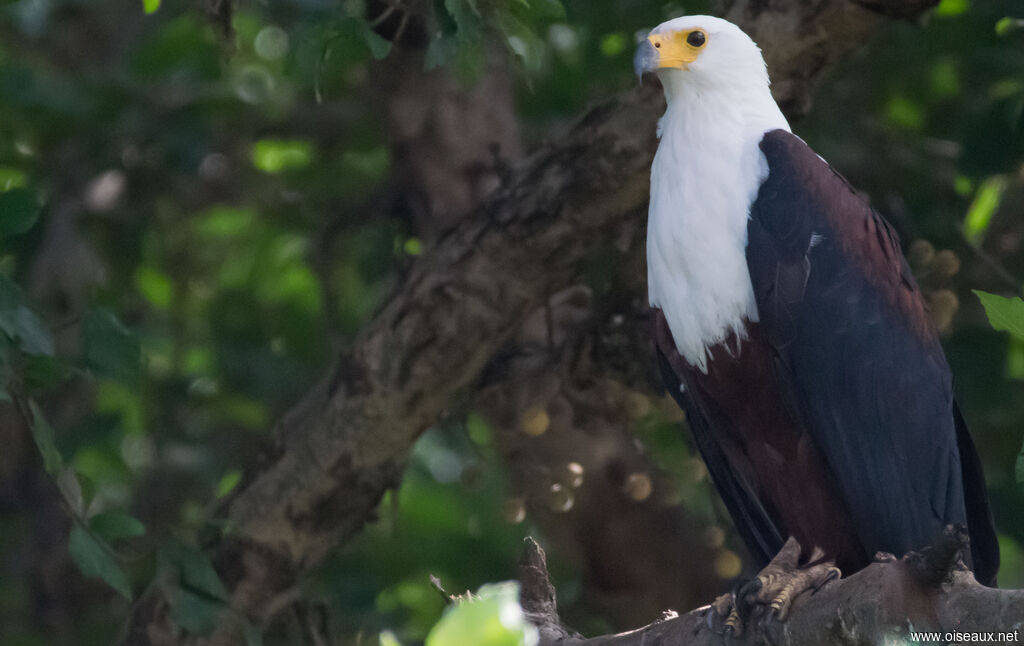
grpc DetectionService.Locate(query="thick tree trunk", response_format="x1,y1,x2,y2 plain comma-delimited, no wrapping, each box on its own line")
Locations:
121,1,949,643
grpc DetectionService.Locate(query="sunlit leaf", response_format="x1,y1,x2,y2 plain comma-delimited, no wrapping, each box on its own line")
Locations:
1008,336,1024,381
599,33,627,57
885,95,924,130
215,469,242,498
426,581,538,646
89,511,146,541
954,175,974,196
929,59,960,99
68,523,132,599
964,176,1006,245
136,265,174,310
81,308,141,383
974,290,1024,342
935,0,969,17
0,187,40,237
0,167,28,190
380,631,403,646
251,139,313,174
403,238,423,256
467,413,491,446
142,0,161,14
995,17,1024,37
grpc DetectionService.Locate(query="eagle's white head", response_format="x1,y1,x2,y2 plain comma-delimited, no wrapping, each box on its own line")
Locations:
634,15,772,104
637,16,788,372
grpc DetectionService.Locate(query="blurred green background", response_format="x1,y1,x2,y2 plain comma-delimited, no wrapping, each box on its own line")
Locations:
0,0,1022,644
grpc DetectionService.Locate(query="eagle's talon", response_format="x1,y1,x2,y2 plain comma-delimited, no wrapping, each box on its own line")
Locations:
723,606,744,637
710,537,843,634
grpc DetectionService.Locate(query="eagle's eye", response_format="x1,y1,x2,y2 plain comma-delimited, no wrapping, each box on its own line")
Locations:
686,30,706,47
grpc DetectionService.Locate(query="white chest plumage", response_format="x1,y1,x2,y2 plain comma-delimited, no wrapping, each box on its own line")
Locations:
646,78,789,372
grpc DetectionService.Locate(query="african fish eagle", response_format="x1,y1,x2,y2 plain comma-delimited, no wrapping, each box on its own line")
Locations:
635,15,999,587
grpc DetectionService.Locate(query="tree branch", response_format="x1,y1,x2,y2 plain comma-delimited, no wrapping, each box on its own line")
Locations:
518,532,1024,646
121,1,944,643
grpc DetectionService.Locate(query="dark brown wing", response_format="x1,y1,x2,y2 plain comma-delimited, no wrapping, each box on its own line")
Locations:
746,129,998,584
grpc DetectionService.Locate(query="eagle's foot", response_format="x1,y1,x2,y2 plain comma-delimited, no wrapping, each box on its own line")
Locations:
708,537,841,637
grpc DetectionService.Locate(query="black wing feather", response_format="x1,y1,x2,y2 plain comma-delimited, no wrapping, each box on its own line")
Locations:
748,129,998,583
657,349,784,564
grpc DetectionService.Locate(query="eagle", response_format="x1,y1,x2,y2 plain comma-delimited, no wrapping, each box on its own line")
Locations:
634,15,1000,594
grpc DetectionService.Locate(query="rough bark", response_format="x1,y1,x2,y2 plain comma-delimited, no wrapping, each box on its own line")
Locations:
518,534,1024,646
121,1,945,643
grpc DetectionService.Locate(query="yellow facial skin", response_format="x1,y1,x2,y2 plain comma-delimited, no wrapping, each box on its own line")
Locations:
646,28,709,70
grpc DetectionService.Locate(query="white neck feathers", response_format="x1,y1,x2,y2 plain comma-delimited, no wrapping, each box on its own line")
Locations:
646,77,789,372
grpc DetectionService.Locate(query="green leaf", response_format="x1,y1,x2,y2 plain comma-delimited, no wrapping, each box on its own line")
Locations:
467,413,491,446
445,0,482,38
526,0,565,20
964,176,1006,245
599,33,627,57
28,399,63,475
426,582,538,646
995,17,1024,37
215,469,242,498
1008,336,1024,381
0,188,41,237
251,139,314,174
89,511,145,541
380,631,403,646
0,275,55,356
142,0,160,14
935,0,969,17
135,265,174,310
168,587,223,635
885,94,924,131
81,308,141,383
496,11,546,72
6,307,55,356
68,523,133,599
403,237,423,256
355,19,392,60
974,290,1024,342
162,541,228,600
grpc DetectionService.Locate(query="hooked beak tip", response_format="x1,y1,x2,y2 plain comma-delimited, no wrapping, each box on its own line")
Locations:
633,31,657,81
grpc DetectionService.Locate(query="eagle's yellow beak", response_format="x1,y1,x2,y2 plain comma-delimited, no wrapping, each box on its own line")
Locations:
634,29,708,77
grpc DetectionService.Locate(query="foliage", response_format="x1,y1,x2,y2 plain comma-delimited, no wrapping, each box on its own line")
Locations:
975,290,1024,343
425,582,538,646
975,290,1024,487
